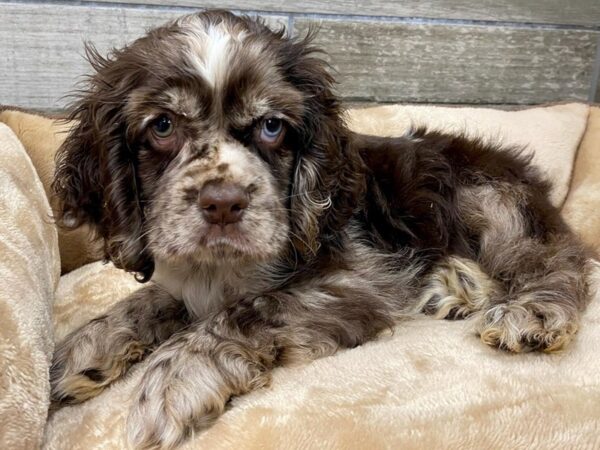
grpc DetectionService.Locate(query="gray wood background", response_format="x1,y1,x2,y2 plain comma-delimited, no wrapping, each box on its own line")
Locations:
1,0,599,110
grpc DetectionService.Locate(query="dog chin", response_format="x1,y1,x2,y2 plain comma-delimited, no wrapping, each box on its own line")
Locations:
167,230,274,265
203,237,252,258
201,223,246,243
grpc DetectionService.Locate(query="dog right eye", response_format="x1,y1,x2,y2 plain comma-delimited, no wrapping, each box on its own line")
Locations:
255,117,286,150
151,115,174,138
261,118,283,142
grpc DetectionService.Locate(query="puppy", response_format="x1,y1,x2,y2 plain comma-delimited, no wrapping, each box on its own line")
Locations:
50,10,592,449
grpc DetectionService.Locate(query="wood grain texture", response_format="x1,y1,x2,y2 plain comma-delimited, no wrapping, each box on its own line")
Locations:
2,1,598,108
294,19,600,104
93,0,600,27
0,3,286,110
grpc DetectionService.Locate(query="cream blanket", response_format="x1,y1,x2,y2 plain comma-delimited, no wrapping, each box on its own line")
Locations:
1,103,599,449
0,124,59,448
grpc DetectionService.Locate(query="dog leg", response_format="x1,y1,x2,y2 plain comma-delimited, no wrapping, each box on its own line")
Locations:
477,237,590,353
127,282,401,449
50,285,189,406
459,185,591,353
416,255,500,319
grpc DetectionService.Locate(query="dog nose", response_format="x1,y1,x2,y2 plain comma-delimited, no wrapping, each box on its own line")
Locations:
199,183,249,225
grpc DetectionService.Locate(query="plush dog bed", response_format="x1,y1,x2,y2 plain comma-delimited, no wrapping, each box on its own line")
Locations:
0,103,599,449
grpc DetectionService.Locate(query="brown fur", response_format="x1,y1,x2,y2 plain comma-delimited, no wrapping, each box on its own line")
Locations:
50,10,592,449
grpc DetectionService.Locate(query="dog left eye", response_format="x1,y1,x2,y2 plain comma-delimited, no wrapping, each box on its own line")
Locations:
151,114,174,138
259,118,284,144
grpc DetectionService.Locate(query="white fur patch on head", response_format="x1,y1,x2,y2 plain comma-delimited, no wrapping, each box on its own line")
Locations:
183,23,243,89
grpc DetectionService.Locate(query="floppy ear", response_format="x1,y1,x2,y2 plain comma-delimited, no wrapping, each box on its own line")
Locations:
284,35,365,257
53,45,154,280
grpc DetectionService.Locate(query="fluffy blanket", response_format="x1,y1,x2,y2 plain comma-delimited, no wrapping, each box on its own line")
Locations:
0,103,599,449
0,123,59,449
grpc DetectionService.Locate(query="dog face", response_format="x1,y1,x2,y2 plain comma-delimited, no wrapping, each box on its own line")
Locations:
128,14,306,267
54,11,364,280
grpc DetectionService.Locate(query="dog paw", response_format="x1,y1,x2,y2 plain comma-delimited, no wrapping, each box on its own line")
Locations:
478,303,579,353
126,344,229,449
50,316,146,406
416,256,499,319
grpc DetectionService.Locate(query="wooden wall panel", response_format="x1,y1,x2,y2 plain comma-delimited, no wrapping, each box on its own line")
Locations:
0,3,285,109
1,1,598,109
294,18,600,104
93,0,600,27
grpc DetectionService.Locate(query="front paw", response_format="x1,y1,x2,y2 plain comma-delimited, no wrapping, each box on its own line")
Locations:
126,343,230,449
416,256,498,319
50,317,146,406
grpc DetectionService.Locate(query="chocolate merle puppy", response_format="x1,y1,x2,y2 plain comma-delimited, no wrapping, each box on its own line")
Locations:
50,10,591,449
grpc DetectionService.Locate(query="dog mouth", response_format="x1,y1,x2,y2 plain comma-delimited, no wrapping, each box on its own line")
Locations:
202,223,245,240
199,224,255,254
152,208,285,263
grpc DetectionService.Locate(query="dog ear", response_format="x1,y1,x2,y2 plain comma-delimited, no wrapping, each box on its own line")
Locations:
283,33,365,258
53,44,154,280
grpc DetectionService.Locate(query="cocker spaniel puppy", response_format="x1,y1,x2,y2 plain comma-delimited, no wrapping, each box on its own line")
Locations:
51,10,592,449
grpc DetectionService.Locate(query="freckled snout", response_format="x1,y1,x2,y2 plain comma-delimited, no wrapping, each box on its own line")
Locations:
199,183,249,225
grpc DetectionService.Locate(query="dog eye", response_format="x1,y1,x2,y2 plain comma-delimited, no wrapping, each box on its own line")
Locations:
151,114,174,138
259,118,284,144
